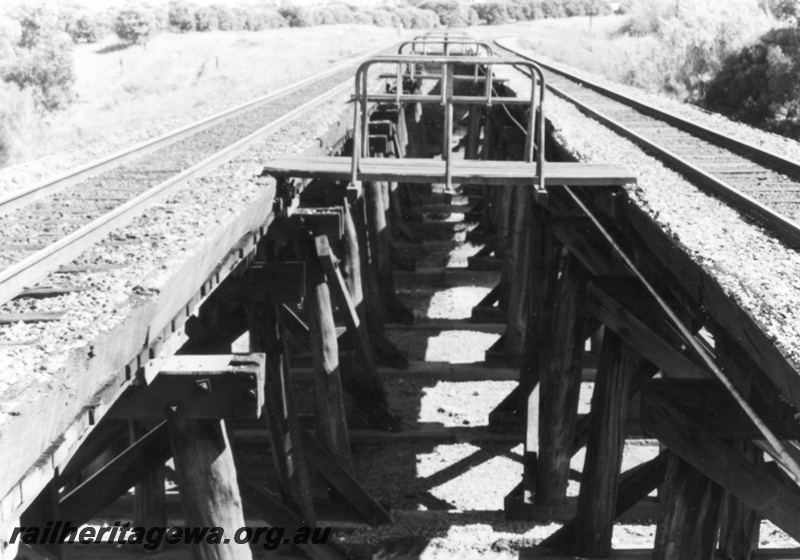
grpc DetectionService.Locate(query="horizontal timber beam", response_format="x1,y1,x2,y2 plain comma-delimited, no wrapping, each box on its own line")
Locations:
108,354,264,421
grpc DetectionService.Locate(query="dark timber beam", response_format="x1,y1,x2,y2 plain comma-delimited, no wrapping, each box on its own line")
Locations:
168,417,251,560
536,253,586,506
299,238,352,466
573,331,639,557
719,441,764,560
246,300,316,523
59,422,172,528
301,431,392,526
521,204,560,491
107,355,265,421
642,391,800,542
604,194,800,412
315,235,399,431
534,452,669,553
586,279,709,379
653,452,724,560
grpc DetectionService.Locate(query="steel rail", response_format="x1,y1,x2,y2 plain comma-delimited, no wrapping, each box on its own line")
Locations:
497,40,800,178
0,79,353,307
0,43,392,219
494,40,800,248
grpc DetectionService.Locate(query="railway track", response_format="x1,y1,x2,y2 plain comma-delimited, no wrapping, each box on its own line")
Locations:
0,45,393,309
495,40,800,249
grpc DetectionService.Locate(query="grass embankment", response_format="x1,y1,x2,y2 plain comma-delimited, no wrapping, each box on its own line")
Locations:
474,15,634,80
16,25,403,166
473,1,777,102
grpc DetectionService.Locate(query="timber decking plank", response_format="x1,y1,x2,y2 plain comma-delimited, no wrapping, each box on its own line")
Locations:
262,156,636,186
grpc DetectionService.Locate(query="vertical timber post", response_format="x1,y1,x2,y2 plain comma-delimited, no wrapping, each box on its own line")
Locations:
573,330,638,556
536,252,586,506
168,418,251,560
246,299,315,522
522,203,559,492
129,421,167,529
301,238,352,466
503,186,533,361
653,452,724,560
718,441,763,560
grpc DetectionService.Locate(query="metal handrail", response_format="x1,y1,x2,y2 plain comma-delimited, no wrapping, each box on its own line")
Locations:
352,55,546,196
398,39,494,57
413,31,471,40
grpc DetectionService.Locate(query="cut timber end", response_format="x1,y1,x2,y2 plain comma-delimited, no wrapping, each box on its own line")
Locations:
108,354,265,421
261,156,636,187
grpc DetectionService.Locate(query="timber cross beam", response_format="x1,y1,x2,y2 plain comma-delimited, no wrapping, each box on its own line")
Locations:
107,354,265,421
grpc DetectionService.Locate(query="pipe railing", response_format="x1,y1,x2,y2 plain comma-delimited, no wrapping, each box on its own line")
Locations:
352,55,546,196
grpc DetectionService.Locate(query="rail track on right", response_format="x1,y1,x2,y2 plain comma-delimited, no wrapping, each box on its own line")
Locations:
496,40,800,250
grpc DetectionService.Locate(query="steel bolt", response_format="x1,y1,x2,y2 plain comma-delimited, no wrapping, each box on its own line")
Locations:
195,379,211,395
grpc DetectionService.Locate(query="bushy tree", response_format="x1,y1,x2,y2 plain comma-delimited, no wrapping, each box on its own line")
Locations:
236,6,287,30
278,5,307,27
194,6,219,31
113,4,156,44
616,0,774,100
475,2,511,24
168,0,196,32
705,27,800,138
416,1,479,27
1,5,75,111
211,4,242,30
149,4,170,31
64,9,103,43
760,0,800,21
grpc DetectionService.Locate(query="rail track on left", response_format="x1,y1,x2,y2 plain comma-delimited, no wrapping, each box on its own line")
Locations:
0,44,395,310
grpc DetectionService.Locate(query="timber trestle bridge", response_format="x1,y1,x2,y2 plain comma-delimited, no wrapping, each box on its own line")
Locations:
2,30,800,560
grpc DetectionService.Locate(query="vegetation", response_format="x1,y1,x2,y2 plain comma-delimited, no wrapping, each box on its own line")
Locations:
613,0,775,102
113,4,158,45
1,4,75,111
704,27,800,138
4,0,800,166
